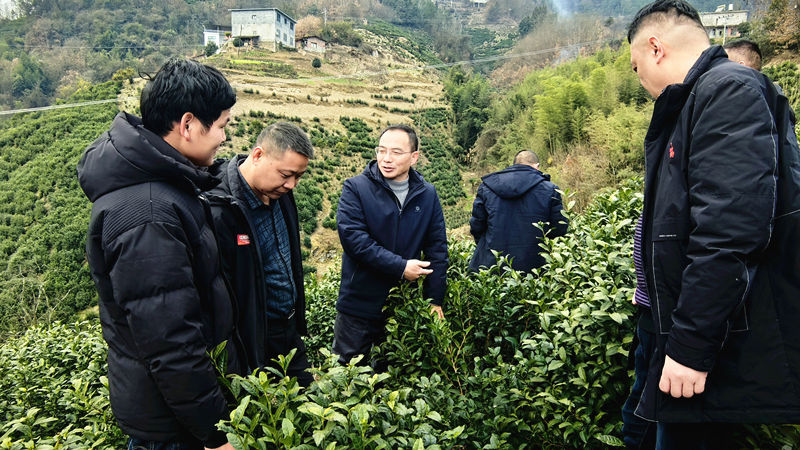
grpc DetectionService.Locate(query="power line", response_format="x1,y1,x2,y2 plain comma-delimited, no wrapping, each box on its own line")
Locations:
0,99,117,116
0,39,609,116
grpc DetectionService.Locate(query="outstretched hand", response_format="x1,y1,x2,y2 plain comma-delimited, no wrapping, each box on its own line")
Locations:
430,305,444,320
404,259,432,281
659,355,708,398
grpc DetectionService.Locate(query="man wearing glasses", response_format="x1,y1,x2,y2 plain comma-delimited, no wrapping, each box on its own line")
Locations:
332,124,448,371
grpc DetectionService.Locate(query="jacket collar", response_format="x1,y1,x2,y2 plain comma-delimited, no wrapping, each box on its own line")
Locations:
364,160,425,192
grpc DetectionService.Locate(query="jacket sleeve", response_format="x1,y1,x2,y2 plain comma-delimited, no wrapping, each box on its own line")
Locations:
106,221,229,447
548,185,568,238
337,179,407,279
666,76,777,372
469,184,488,242
422,188,449,306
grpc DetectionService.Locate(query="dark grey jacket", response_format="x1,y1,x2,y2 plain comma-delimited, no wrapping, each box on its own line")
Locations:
77,112,242,447
636,46,800,423
204,155,308,372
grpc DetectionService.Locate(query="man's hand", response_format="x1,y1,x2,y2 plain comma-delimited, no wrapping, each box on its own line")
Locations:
659,355,708,398
206,443,234,450
404,259,432,281
430,305,444,320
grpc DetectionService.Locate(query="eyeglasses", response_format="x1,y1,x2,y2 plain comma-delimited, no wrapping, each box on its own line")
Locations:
375,147,413,158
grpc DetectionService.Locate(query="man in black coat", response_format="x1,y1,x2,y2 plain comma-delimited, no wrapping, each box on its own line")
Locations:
205,121,314,387
468,150,568,273
626,1,800,447
333,125,448,370
77,59,239,450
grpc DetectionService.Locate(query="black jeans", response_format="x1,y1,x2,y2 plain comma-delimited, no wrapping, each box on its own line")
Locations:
622,315,657,449
331,311,387,372
266,314,313,387
127,437,200,450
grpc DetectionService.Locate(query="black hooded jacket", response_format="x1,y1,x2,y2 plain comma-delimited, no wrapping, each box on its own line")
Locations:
204,155,308,372
77,112,242,447
468,164,567,272
635,46,800,423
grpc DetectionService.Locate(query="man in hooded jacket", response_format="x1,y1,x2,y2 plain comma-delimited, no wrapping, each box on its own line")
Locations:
468,150,568,273
77,58,241,450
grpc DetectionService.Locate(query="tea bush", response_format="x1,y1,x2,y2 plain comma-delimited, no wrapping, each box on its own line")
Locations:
5,179,798,448
0,321,124,449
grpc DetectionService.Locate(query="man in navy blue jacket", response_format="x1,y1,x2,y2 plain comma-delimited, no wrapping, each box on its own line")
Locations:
468,150,567,273
333,124,448,370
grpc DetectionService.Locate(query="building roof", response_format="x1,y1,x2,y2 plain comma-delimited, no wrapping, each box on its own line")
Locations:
229,8,295,23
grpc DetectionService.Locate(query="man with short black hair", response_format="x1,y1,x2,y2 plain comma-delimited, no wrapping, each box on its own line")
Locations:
625,1,800,448
78,58,240,450
333,124,448,370
468,150,567,273
205,121,314,387
723,39,762,70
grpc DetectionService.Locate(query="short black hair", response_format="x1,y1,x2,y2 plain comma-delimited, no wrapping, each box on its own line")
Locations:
724,39,762,70
140,58,236,137
514,150,540,165
627,0,704,43
378,124,419,153
256,121,314,159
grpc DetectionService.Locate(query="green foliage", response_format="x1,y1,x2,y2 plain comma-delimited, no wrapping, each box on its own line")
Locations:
320,22,363,48
475,44,649,176
0,81,121,339
204,41,218,57
0,321,124,448
443,66,492,153
225,59,297,79
764,61,800,117
311,57,322,69
233,37,244,48
5,180,800,447
295,180,325,236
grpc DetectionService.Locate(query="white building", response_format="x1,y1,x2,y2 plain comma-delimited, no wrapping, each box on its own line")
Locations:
203,26,231,53
700,5,749,41
230,8,296,51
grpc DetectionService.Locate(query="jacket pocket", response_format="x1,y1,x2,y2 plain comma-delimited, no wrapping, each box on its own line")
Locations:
650,220,688,335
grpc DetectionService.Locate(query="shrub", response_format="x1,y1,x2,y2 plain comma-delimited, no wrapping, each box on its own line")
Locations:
204,42,218,57
311,57,322,68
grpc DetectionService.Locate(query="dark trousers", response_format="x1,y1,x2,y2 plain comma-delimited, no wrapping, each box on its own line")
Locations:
128,437,200,450
266,315,313,387
656,423,740,450
623,315,657,449
331,311,387,372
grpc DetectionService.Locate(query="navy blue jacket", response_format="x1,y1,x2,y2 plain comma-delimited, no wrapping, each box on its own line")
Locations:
337,162,448,320
469,164,567,272
635,46,800,423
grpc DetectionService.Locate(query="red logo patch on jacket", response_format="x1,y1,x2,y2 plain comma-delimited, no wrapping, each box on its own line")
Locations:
237,234,251,246
669,143,675,159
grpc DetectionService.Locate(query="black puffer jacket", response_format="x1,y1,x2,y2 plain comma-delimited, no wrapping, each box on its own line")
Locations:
468,164,567,272
77,112,243,446
635,46,800,423
204,155,308,372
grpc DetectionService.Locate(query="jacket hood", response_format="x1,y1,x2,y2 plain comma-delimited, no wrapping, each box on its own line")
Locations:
206,154,248,199
363,160,427,188
481,164,548,199
77,112,219,202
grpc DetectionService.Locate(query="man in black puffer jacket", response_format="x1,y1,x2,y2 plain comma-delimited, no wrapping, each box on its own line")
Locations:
468,150,568,273
625,1,800,447
77,58,242,450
